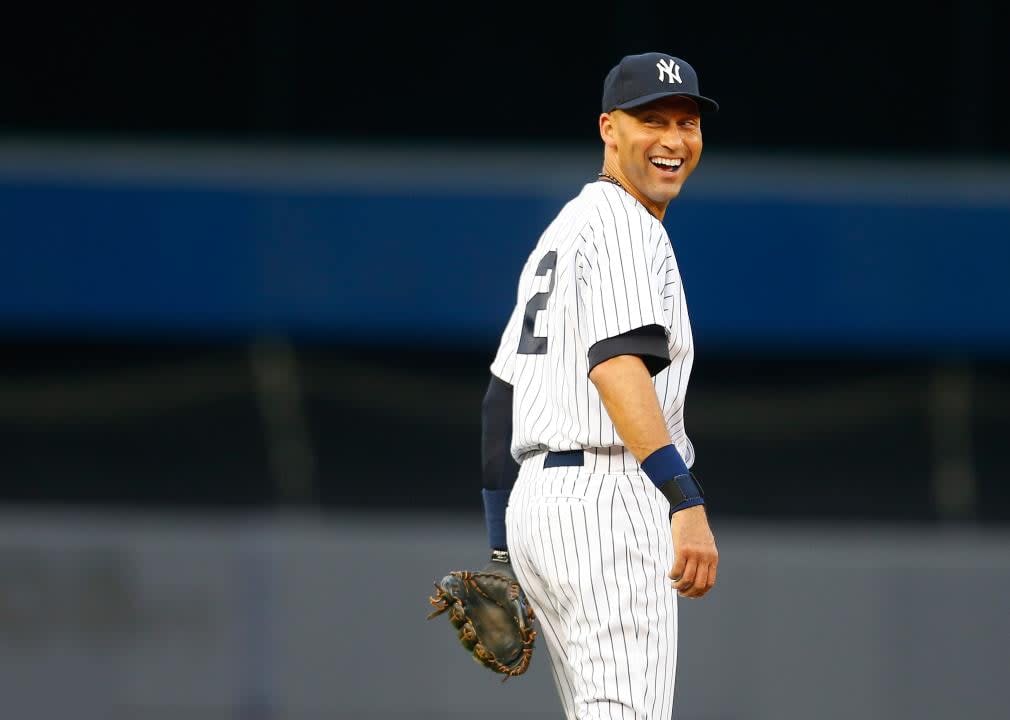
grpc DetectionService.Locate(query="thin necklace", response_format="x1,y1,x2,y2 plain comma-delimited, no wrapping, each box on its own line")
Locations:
597,171,626,192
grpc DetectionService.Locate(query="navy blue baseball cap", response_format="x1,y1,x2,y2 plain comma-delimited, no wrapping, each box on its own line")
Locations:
602,52,719,113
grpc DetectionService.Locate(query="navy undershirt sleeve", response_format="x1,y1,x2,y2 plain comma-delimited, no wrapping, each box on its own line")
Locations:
481,374,519,550
481,374,520,492
587,323,670,377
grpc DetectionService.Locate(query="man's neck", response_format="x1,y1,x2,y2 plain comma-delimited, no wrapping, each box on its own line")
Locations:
598,164,666,221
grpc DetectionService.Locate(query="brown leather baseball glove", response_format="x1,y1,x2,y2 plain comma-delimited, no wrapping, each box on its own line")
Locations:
427,557,536,680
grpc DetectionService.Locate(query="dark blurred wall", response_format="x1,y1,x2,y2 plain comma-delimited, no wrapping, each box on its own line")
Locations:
3,340,1008,523
3,2,1008,156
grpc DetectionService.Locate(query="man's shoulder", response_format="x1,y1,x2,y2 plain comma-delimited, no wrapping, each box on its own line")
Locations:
540,183,600,240
582,184,666,244
559,182,602,216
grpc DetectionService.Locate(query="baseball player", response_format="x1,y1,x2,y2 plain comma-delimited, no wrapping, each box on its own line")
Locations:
480,52,719,718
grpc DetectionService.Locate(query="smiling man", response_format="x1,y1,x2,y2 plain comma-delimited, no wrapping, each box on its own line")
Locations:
479,52,720,719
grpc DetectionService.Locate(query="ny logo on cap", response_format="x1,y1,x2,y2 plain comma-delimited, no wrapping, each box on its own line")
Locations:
656,58,682,84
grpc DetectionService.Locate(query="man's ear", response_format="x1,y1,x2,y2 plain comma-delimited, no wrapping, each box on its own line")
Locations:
599,112,618,149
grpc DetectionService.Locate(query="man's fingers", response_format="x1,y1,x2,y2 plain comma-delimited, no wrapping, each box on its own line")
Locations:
674,546,719,598
672,556,697,591
682,563,709,598
669,550,687,583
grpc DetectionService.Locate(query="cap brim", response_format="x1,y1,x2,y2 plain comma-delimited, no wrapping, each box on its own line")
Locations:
614,91,720,113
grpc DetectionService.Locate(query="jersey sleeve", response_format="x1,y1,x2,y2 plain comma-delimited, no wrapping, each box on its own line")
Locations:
577,192,671,376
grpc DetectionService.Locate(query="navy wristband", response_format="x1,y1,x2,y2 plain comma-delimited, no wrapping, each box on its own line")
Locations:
482,488,510,550
668,489,706,514
640,445,704,511
641,444,690,484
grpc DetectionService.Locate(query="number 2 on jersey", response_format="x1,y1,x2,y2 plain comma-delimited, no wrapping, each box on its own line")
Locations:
517,250,557,355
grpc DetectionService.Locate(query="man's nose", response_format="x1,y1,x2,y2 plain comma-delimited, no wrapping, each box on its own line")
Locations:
661,125,684,150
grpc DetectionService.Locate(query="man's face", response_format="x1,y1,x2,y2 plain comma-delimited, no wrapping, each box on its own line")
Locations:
602,96,703,205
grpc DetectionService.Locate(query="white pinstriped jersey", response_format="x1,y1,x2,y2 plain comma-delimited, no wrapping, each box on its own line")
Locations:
490,180,695,468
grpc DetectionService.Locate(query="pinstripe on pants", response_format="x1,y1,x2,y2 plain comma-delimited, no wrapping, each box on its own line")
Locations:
506,449,678,720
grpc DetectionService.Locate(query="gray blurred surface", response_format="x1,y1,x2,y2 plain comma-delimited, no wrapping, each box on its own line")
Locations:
0,509,1007,720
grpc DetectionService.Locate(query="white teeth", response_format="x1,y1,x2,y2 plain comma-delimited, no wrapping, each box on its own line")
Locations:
652,157,683,168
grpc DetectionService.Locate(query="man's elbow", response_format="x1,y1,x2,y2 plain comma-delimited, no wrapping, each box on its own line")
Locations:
589,354,650,387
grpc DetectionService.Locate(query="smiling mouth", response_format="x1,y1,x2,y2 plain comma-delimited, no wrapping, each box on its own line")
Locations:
650,157,683,173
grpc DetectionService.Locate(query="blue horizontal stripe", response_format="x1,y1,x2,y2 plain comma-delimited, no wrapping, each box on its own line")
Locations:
1,178,1008,353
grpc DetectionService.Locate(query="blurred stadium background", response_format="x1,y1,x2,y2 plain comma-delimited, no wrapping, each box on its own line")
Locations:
1,3,1008,719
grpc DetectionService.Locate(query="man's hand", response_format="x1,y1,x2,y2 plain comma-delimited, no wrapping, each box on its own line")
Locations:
669,505,718,598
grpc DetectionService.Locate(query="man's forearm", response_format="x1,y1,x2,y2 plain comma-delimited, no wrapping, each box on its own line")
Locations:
481,374,519,552
588,354,671,463
591,354,703,514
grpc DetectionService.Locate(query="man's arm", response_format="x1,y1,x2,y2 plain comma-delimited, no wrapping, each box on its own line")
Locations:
589,354,718,599
480,374,519,563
